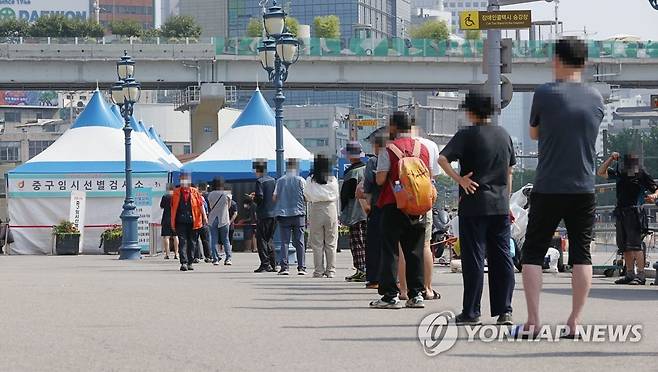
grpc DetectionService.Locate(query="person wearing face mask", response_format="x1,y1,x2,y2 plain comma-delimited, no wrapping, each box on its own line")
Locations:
273,158,307,275
171,174,208,271
160,183,179,260
598,152,658,285
239,197,258,253
207,178,233,266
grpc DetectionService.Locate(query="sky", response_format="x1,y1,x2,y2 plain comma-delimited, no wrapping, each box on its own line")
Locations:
503,0,658,40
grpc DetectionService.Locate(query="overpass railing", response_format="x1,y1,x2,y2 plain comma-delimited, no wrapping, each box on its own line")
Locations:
214,38,658,59
1,36,657,60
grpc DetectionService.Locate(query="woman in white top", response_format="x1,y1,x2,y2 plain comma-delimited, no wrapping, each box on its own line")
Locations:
304,155,340,278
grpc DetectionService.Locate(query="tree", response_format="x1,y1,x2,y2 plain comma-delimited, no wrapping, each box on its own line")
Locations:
29,15,69,37
464,30,481,40
0,18,30,37
285,16,300,37
246,18,263,37
160,15,202,39
110,19,143,37
313,15,340,38
409,20,449,40
142,28,161,38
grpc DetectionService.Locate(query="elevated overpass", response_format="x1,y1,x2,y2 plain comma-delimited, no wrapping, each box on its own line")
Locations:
0,37,656,91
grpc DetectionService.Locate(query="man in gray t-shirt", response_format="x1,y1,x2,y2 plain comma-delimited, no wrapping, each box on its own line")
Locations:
520,38,604,339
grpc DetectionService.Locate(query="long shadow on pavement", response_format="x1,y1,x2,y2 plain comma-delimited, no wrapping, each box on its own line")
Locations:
542,287,658,301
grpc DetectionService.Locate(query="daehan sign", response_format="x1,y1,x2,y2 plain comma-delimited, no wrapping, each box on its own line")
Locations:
0,0,89,22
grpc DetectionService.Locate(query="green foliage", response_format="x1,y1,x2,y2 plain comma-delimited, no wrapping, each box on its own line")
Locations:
23,15,104,37
52,221,80,235
464,30,481,40
285,16,300,37
607,128,658,177
410,20,449,40
246,18,263,37
101,225,122,241
142,28,162,38
160,15,202,39
313,15,340,38
0,18,29,37
110,19,143,37
512,168,536,192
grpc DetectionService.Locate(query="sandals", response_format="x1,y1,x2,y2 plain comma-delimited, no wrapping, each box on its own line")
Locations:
423,289,441,300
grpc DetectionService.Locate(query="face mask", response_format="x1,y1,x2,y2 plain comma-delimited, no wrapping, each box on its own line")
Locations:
243,205,249,209
181,180,191,188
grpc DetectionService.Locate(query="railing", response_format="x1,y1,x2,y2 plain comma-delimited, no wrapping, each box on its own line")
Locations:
0,36,657,60
216,38,658,59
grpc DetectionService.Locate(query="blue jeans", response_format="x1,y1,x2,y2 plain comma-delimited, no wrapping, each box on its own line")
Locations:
210,218,232,262
278,217,305,271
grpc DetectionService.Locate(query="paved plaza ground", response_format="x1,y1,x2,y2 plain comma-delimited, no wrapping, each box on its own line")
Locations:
1,251,657,371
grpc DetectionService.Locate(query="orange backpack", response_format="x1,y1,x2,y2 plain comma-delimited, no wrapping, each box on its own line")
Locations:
388,140,437,216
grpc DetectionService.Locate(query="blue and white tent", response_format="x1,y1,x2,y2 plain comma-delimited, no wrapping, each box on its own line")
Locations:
147,126,183,169
7,90,173,255
182,89,313,181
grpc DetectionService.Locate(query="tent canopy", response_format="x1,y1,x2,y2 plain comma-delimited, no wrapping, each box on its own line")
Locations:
9,90,172,174
182,89,313,181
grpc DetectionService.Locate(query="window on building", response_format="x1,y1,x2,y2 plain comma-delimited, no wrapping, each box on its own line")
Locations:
4,111,21,123
303,138,329,147
183,145,191,154
28,140,54,159
166,144,173,152
285,120,302,129
304,119,329,128
0,141,20,161
465,2,471,7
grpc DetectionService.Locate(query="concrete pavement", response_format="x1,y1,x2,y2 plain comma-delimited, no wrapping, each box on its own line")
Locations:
0,252,656,371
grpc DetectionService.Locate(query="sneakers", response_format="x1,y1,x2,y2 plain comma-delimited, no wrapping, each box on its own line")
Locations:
615,275,635,285
345,270,366,282
164,255,170,260
497,312,514,326
266,266,276,272
405,295,425,309
224,260,232,266
629,277,646,285
369,297,403,309
455,313,482,326
297,268,307,276
254,266,272,273
278,268,290,275
180,264,188,271
312,272,324,278
187,264,194,271
212,260,220,266
325,272,335,278
193,258,200,264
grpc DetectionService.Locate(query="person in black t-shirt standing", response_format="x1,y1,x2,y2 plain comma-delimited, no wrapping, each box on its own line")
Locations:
598,152,658,285
439,89,516,326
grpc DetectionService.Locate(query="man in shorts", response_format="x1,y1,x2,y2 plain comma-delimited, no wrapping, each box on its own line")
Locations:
520,37,605,337
598,152,658,285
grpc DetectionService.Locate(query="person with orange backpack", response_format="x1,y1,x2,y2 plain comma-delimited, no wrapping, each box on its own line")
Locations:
438,90,516,326
370,111,436,309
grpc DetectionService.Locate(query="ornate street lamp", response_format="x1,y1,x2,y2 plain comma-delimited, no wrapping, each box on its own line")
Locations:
258,0,299,177
110,51,142,260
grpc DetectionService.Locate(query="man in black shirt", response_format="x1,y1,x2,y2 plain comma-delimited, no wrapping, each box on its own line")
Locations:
251,160,277,273
598,152,658,285
439,89,516,326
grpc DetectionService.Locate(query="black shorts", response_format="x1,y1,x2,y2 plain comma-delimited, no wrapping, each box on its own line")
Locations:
521,193,595,266
615,207,644,252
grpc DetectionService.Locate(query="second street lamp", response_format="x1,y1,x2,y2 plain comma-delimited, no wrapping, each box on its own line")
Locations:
259,0,299,177
110,51,142,260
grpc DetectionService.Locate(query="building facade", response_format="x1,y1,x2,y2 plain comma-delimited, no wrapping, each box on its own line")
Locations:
282,105,350,157
98,0,159,29
178,0,228,37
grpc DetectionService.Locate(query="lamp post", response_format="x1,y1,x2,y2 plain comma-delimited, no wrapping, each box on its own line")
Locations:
258,0,299,177
110,51,142,260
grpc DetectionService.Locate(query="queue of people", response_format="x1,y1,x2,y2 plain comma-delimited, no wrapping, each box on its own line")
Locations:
159,39,652,335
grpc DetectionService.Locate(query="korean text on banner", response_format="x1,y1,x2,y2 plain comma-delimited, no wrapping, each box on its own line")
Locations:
69,190,86,253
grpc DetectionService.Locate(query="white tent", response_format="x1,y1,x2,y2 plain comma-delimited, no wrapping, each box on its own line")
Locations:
182,89,313,181
147,125,183,169
7,90,174,255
